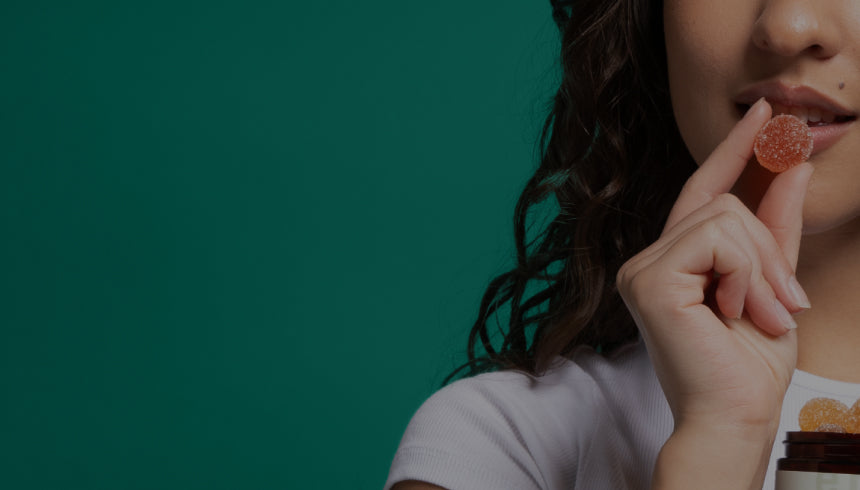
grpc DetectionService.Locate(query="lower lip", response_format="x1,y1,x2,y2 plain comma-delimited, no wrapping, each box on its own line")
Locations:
809,120,854,156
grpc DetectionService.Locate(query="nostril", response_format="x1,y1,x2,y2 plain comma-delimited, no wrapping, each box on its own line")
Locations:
809,43,827,56
752,14,841,60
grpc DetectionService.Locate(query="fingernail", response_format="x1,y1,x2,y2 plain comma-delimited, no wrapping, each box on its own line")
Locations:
775,298,798,330
788,275,811,309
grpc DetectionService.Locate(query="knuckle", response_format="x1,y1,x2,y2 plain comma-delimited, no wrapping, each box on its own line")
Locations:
737,252,754,275
616,260,637,295
617,246,654,293
626,265,654,298
714,210,745,235
712,192,744,211
616,263,629,289
678,179,697,198
700,217,725,243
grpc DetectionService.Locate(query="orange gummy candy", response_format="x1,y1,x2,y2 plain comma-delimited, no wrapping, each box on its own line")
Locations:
753,114,813,173
846,399,860,434
816,423,847,433
799,397,849,432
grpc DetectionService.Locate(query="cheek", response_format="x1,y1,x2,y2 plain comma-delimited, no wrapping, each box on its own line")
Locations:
735,162,860,234
664,2,752,164
801,165,860,233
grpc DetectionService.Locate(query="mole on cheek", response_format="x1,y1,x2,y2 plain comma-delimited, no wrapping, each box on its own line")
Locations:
840,82,846,90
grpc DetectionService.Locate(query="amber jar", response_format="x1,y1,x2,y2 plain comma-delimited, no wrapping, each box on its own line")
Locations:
776,431,860,489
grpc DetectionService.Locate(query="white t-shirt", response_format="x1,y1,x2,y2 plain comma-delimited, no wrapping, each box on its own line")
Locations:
385,340,860,490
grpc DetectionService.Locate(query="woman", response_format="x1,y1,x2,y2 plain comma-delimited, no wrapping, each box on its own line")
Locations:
387,0,860,488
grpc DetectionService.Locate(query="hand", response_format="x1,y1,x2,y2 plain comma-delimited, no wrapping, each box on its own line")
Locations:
617,98,814,438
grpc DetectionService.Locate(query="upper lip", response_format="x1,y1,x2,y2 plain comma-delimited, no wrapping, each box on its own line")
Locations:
735,81,856,117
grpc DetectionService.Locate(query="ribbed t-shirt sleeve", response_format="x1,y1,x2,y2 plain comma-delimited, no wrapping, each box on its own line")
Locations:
384,372,584,490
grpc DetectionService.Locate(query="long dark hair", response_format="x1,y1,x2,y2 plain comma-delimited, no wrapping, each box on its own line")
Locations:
448,0,697,381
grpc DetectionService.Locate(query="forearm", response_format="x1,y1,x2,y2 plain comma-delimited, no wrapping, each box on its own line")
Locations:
651,423,776,490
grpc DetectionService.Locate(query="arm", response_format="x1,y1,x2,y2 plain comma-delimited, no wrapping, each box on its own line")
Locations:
652,424,776,489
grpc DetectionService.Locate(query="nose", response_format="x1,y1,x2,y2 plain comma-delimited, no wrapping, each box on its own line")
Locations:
751,0,842,59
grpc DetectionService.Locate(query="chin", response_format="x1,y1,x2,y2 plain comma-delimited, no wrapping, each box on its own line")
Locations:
801,208,859,235
799,177,860,235
732,164,859,236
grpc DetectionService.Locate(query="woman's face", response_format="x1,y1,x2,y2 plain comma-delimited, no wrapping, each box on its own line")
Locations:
664,0,860,233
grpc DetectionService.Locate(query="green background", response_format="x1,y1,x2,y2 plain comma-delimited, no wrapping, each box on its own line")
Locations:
1,1,556,488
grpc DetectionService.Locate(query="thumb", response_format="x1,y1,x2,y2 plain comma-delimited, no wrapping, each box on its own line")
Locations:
755,162,814,269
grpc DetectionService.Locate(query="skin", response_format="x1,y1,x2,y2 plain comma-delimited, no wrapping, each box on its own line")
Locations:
629,0,860,488
663,0,860,384
620,100,811,489
394,1,860,488
665,0,860,234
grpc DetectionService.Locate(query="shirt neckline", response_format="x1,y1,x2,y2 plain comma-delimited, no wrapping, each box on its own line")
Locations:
792,368,860,396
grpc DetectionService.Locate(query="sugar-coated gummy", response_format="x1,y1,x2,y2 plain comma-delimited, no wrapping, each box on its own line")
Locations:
815,423,847,433
848,399,860,434
799,397,850,432
753,114,813,173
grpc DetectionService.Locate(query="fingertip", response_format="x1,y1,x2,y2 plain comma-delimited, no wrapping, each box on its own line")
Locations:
787,275,811,311
769,161,814,197
789,160,814,177
798,160,814,171
746,280,798,336
799,161,815,180
796,161,815,191
725,97,771,154
747,97,772,123
715,289,745,321
773,297,799,333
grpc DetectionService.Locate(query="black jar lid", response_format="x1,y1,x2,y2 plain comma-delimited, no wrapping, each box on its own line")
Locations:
785,431,860,444
787,442,860,460
779,431,860,474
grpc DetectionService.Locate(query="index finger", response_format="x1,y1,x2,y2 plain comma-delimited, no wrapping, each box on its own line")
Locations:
664,98,772,232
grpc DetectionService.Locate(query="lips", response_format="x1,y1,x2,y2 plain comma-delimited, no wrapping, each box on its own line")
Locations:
735,82,857,155
766,103,849,125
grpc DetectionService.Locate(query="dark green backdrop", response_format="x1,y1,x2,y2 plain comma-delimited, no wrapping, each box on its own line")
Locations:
2,1,555,488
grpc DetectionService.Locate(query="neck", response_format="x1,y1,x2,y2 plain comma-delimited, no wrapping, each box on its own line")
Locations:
795,218,860,383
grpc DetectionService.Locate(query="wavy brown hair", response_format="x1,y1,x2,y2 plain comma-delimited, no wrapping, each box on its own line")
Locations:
448,0,697,381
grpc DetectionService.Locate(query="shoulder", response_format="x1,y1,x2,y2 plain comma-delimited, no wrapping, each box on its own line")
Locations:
428,340,659,434
385,340,672,490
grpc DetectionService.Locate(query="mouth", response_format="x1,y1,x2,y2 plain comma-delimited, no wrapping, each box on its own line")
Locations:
734,83,858,156
735,102,856,126
735,101,856,156
734,82,857,126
